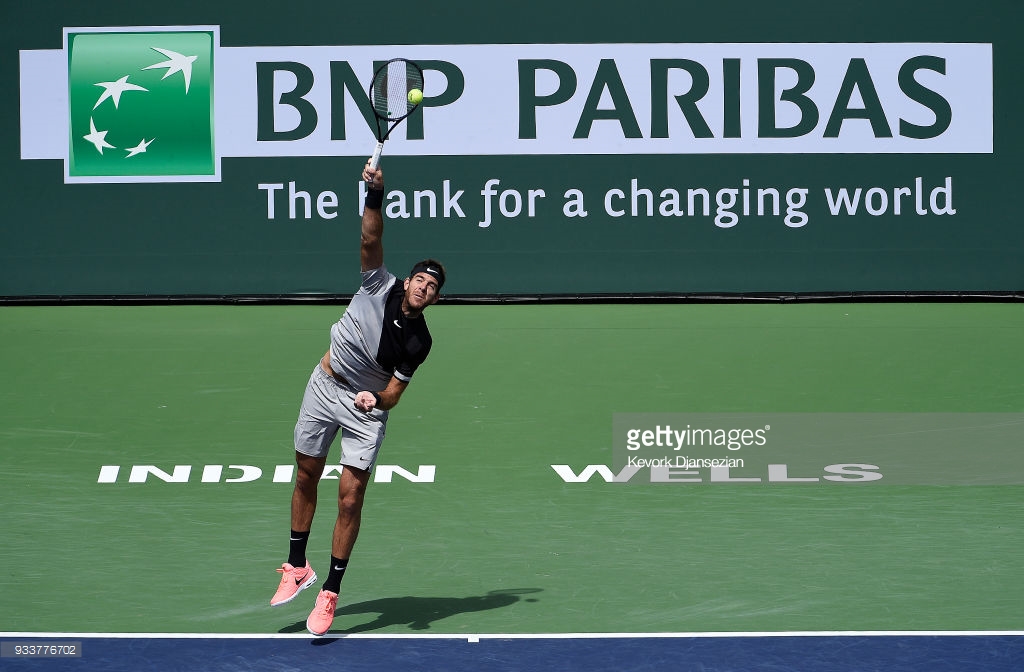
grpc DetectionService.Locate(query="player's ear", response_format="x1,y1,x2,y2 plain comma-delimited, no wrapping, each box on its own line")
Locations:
403,277,411,291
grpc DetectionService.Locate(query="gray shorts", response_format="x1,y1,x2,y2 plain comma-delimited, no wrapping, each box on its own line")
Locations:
293,365,389,470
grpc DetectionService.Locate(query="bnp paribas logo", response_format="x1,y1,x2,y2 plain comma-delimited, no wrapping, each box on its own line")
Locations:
66,27,218,183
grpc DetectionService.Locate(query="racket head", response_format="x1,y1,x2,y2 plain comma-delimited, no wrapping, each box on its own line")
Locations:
369,58,425,123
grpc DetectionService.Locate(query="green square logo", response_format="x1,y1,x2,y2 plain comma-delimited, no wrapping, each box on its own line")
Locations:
67,29,217,182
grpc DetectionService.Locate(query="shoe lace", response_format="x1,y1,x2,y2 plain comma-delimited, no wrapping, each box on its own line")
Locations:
275,564,300,588
316,592,338,615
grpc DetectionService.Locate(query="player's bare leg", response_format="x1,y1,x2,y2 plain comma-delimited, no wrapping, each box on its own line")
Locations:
291,452,327,531
271,452,326,606
307,465,371,635
332,466,371,559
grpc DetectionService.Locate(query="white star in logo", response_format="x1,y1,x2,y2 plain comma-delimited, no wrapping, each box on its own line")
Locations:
125,138,155,158
93,75,148,110
83,118,115,154
143,47,198,94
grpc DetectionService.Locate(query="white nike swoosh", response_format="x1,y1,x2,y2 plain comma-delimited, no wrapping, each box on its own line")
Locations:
393,319,402,328
333,566,345,572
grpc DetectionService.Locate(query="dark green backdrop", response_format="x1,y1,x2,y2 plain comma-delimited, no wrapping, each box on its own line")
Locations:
2,2,1021,297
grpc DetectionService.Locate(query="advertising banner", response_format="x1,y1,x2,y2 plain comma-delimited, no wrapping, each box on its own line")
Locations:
3,3,1022,297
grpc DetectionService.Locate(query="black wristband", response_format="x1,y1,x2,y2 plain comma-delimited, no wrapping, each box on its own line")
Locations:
364,188,384,210
371,392,382,407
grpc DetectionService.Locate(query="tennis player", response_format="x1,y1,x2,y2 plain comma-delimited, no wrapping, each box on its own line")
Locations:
269,159,446,636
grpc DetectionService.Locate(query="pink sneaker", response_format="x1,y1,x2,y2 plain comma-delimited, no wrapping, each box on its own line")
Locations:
270,561,317,607
306,590,338,636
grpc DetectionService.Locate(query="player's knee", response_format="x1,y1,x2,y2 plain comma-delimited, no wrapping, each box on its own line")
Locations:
294,455,324,491
295,468,318,492
337,478,367,515
337,489,365,518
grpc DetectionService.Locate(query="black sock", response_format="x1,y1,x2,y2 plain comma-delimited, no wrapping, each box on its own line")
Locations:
287,530,310,568
323,556,348,594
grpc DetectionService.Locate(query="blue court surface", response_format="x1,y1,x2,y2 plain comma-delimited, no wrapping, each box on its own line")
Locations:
2,632,1022,671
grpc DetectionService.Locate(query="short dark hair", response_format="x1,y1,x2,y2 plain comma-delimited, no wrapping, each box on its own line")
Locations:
409,258,446,289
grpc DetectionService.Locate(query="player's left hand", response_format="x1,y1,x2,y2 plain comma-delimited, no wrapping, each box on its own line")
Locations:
354,391,377,413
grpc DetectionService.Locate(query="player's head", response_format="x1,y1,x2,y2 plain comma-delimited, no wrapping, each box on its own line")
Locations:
404,259,446,313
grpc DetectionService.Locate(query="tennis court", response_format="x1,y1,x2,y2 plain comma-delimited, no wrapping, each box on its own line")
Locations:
1,301,1021,670
5,0,1024,667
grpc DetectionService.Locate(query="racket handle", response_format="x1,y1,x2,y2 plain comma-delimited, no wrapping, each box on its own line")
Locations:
368,142,384,172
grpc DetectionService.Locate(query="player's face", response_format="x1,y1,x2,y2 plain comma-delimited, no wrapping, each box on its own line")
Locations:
404,273,439,311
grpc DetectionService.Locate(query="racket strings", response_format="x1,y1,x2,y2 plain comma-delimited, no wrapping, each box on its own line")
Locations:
371,61,424,121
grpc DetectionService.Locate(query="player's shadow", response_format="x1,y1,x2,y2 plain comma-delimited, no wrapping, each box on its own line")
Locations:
279,588,542,638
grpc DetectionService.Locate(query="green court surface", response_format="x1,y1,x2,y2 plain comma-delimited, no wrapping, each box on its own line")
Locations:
1,303,1022,635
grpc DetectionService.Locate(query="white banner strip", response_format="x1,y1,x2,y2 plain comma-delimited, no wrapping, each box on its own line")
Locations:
22,40,994,159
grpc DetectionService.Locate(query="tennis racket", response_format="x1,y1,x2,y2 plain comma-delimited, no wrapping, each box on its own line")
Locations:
367,58,424,171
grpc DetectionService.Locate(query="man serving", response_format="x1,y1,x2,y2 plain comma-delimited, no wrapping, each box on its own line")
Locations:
269,159,446,636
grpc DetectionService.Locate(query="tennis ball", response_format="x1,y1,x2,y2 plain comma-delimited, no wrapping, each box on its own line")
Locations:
408,88,423,105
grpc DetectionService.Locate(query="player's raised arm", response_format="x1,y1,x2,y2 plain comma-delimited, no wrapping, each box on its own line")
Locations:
360,161,385,272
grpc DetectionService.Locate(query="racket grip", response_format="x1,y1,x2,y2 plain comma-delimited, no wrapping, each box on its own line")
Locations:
368,142,384,172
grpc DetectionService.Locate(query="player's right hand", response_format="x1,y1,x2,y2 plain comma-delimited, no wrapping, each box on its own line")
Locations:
363,161,383,189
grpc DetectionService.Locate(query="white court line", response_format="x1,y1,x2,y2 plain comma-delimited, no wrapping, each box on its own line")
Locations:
3,630,1023,641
